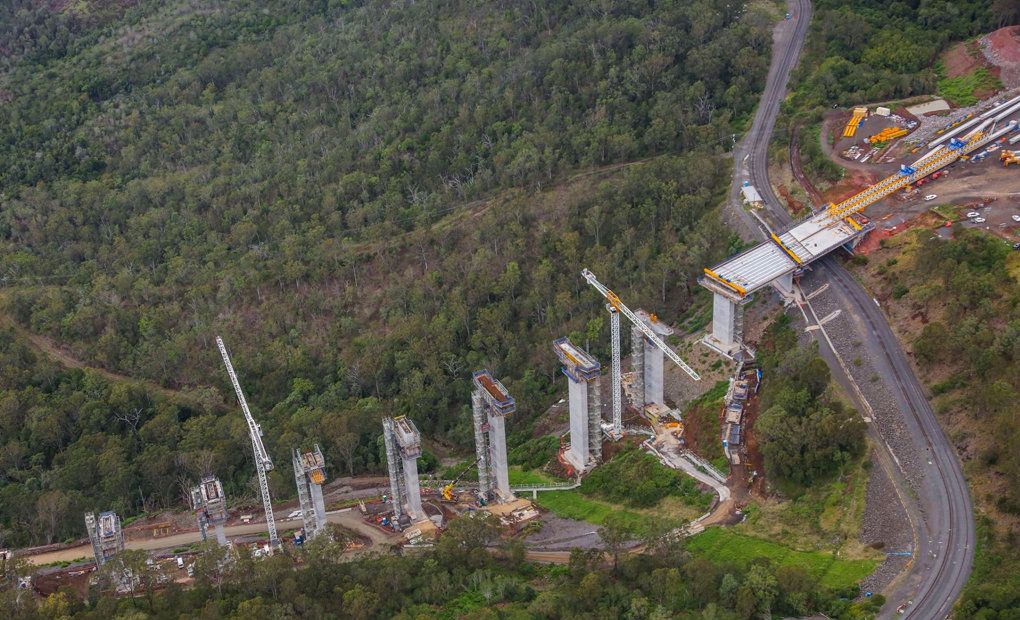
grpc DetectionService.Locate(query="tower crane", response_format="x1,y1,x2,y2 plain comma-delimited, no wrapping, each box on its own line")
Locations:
216,336,280,550
581,269,700,434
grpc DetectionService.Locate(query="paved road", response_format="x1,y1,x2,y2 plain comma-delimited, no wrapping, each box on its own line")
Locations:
728,1,974,617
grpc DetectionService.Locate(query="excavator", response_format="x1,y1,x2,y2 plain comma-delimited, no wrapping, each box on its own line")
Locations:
1001,150,1020,167
442,458,481,501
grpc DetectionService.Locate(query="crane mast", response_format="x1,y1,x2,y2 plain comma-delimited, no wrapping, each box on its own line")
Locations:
581,269,701,382
216,336,280,549
607,305,623,438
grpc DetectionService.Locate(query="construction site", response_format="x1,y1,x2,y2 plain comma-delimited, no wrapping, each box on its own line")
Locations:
707,88,1020,359
17,88,1019,589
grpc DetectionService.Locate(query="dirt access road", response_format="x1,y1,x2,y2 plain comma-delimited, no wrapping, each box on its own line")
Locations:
24,510,398,566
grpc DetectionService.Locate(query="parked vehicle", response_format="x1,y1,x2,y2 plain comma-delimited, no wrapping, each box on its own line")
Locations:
973,217,986,223
1012,215,1020,222
967,211,980,218
924,194,938,201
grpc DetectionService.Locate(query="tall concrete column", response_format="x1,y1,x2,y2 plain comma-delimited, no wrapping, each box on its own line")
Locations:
703,291,747,359
566,375,589,470
402,457,423,519
644,340,665,407
487,413,511,500
382,418,403,521
587,378,602,462
631,325,645,409
214,524,227,546
471,390,491,500
310,483,327,531
772,272,795,299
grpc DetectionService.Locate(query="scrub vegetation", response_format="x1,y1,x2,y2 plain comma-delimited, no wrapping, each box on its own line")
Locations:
0,0,772,548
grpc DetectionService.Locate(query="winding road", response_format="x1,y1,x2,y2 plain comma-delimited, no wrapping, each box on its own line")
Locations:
727,1,974,617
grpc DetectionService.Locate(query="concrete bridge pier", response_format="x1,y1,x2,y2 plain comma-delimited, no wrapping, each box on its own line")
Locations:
701,288,753,360
771,271,796,300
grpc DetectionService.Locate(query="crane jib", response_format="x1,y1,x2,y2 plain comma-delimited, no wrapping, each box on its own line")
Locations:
580,269,701,381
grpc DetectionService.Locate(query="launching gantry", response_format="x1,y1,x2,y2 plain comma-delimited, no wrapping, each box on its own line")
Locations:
553,337,602,472
471,369,515,502
382,416,425,527
702,97,1020,359
191,476,229,546
293,445,328,540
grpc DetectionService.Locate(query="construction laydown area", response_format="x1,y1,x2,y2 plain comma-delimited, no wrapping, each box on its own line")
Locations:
703,90,1020,359
7,267,750,600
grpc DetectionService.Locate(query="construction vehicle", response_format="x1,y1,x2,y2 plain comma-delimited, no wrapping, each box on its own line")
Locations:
442,458,481,501
1001,150,1020,167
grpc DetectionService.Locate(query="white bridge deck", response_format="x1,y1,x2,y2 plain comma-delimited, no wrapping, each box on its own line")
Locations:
706,113,1019,299
708,215,864,295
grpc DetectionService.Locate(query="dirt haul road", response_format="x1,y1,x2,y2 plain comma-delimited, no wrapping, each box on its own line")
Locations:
24,511,397,566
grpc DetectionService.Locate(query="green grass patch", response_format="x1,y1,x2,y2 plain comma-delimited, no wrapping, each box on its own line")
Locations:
938,67,1002,107
533,490,666,536
931,203,958,220
687,528,877,590
508,434,560,470
580,446,713,511
508,467,555,486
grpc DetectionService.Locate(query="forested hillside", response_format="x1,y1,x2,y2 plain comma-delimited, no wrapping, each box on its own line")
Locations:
861,231,1020,617
0,0,772,546
789,0,999,109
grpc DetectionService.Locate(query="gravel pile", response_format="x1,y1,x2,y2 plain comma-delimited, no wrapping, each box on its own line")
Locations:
858,453,914,594
524,513,604,550
982,28,1020,88
798,271,929,492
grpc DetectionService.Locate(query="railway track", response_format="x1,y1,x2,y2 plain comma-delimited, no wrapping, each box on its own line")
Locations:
734,1,975,616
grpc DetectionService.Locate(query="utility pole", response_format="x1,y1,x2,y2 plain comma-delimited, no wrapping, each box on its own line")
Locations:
216,336,280,550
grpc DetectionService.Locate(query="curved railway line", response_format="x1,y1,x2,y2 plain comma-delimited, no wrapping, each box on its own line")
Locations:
736,1,974,617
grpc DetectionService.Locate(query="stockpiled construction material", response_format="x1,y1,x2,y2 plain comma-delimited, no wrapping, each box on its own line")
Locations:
843,107,868,137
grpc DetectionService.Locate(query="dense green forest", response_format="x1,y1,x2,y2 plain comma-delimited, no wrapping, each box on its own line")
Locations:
0,0,772,547
1,517,885,619
789,0,1002,110
867,230,1020,617
754,316,866,489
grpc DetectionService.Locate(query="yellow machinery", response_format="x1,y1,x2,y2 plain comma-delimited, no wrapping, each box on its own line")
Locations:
1001,150,1020,167
843,107,867,138
866,127,908,144
442,458,480,501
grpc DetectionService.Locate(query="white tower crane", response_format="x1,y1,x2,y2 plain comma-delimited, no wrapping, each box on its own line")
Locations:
582,269,700,434
216,336,280,550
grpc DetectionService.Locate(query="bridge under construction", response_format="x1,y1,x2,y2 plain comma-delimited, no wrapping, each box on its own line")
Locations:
701,95,1020,358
